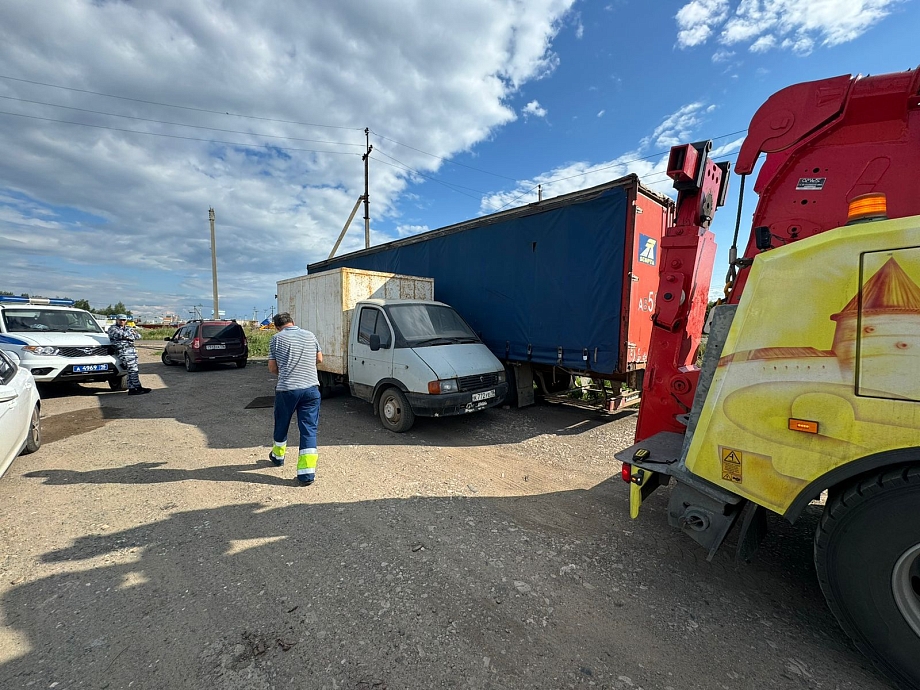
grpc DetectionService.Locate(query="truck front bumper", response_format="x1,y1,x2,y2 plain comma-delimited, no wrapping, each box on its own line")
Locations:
406,382,509,418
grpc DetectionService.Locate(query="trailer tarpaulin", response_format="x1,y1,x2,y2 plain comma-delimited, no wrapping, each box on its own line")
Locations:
312,184,629,375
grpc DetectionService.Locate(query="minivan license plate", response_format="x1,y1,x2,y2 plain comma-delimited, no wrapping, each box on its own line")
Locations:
472,389,495,402
205,344,226,350
73,364,109,373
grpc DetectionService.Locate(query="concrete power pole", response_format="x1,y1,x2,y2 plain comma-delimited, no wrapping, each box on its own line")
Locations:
362,128,372,248
208,207,219,319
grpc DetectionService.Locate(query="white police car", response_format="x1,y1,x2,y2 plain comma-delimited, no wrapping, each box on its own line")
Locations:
0,297,127,389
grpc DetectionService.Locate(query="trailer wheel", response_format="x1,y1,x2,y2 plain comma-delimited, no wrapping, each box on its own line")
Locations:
378,387,414,432
318,371,335,399
815,464,920,689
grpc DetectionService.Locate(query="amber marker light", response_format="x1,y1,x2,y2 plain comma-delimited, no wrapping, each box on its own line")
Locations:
847,193,888,223
789,418,819,434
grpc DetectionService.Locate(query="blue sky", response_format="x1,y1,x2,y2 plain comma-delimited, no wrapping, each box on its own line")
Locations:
0,0,916,321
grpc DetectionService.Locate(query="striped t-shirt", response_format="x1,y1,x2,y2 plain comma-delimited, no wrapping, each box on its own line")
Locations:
269,326,322,391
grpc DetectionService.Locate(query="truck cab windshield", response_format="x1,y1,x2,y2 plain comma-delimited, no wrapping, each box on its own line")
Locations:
386,304,479,347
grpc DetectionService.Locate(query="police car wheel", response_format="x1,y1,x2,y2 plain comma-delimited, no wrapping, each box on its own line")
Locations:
108,376,128,391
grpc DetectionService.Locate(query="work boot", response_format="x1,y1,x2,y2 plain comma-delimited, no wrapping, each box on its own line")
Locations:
128,387,151,395
297,475,315,486
268,451,284,467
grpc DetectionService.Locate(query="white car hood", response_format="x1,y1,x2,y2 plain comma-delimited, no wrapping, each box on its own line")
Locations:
412,343,502,379
3,331,111,347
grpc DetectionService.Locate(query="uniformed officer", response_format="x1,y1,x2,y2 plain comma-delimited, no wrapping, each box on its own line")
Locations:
107,314,150,395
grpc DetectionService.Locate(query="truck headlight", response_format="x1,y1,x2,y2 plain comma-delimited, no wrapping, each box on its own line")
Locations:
428,379,459,394
22,345,60,356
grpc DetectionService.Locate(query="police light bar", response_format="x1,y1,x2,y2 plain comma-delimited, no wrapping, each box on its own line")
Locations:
0,296,75,306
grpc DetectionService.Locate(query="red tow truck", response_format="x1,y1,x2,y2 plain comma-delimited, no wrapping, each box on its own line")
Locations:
617,67,920,689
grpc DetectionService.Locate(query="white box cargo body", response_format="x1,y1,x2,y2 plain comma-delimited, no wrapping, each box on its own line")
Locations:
277,268,434,376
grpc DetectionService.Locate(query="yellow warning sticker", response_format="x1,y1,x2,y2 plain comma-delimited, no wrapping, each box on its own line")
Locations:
720,448,743,483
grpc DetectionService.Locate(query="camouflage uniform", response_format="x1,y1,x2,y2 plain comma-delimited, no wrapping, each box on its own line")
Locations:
107,322,143,390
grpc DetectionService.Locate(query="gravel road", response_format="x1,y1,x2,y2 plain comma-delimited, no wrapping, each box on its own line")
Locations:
0,344,894,689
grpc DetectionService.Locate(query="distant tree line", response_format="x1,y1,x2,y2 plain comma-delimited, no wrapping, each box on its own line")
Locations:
0,291,132,317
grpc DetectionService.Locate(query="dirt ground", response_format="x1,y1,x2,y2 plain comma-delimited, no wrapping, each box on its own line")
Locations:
0,344,895,689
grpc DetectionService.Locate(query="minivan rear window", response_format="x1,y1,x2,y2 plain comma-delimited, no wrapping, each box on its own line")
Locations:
202,324,242,339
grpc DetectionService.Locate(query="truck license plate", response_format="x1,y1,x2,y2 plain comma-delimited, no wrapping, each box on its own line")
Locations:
73,364,110,373
471,389,495,402
205,344,226,350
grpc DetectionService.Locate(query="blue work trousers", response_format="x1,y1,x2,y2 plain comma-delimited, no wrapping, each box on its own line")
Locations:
273,386,321,451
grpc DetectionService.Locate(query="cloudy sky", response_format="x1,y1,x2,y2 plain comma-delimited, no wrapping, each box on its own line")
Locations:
0,0,915,320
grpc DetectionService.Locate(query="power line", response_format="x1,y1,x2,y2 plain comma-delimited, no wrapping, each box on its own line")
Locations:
371,129,520,181
488,135,748,212
0,94,366,148
0,109,363,156
373,148,491,197
0,73,364,131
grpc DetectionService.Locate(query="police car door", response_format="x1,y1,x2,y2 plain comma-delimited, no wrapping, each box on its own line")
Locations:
349,306,393,400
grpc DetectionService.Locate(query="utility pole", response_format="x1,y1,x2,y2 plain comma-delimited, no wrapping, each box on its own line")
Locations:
538,184,542,202
208,207,219,319
363,128,372,248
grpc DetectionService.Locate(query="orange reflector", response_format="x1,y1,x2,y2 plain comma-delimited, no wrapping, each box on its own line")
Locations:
847,193,887,223
789,418,819,434
427,381,440,394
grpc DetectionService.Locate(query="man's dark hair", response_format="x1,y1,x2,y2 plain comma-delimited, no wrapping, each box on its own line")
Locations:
273,312,294,329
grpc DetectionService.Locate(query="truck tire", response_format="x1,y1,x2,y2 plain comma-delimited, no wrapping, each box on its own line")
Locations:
378,387,415,432
22,403,41,454
815,464,920,689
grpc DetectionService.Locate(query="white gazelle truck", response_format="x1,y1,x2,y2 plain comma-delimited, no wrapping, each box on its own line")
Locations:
276,268,509,432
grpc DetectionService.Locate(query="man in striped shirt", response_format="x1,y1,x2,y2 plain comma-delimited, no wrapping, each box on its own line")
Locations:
267,312,323,485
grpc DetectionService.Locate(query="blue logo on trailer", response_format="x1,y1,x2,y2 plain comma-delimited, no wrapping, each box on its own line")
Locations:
638,234,657,266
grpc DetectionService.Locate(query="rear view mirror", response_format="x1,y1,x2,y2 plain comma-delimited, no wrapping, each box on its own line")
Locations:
369,334,381,351
164,337,172,342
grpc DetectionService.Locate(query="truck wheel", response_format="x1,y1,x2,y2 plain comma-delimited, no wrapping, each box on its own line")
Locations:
22,403,41,454
318,371,335,399
378,387,414,432
184,354,198,372
815,465,920,689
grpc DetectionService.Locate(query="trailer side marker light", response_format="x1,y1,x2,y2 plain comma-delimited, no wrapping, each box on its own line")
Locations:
847,193,887,222
621,463,632,483
788,418,819,434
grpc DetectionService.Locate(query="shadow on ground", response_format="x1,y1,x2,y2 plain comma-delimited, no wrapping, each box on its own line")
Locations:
0,478,887,690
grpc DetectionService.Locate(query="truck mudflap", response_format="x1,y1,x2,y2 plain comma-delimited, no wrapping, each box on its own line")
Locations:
405,382,509,418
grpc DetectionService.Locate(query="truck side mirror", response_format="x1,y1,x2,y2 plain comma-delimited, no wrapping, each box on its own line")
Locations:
369,334,381,351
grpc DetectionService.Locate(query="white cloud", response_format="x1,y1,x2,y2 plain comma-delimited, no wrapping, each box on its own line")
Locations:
711,49,736,63
676,0,730,48
480,99,720,212
676,0,900,55
597,110,605,118
523,100,548,118
0,0,577,316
